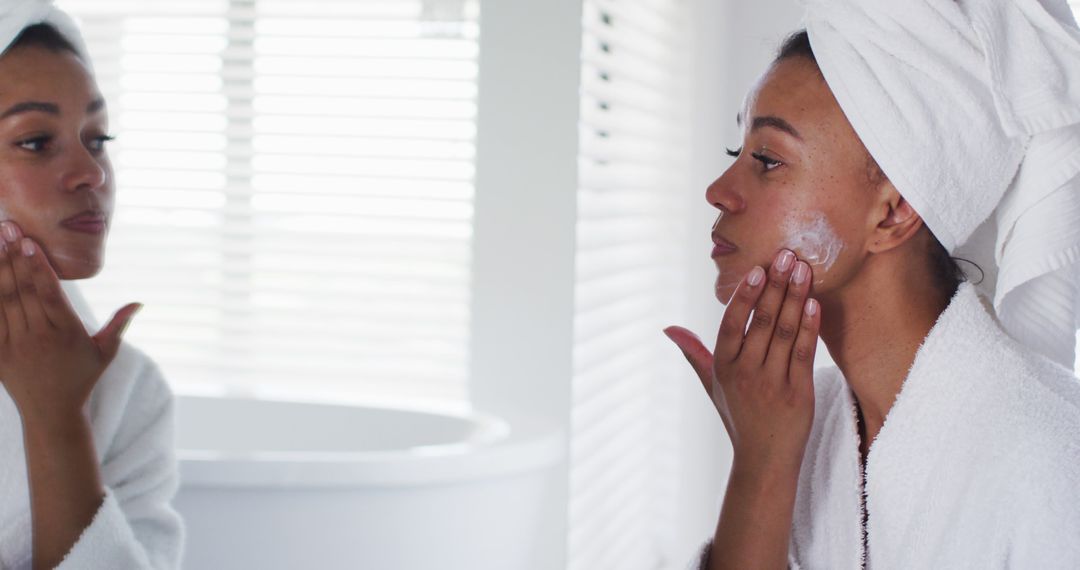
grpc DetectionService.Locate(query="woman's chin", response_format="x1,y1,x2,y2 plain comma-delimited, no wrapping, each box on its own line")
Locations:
48,252,103,280
55,266,99,280
714,274,738,305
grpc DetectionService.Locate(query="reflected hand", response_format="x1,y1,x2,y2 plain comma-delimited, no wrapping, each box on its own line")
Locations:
665,249,820,475
0,221,139,425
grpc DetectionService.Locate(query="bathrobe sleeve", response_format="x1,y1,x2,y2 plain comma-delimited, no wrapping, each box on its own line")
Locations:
55,345,184,569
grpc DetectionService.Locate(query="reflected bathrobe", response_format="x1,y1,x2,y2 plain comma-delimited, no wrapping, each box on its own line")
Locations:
0,288,183,570
696,282,1080,569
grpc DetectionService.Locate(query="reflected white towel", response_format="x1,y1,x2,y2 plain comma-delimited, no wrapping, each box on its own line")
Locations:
0,0,89,62
802,0,1080,368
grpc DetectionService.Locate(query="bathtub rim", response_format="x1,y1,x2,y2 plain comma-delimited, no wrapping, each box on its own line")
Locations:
175,395,565,489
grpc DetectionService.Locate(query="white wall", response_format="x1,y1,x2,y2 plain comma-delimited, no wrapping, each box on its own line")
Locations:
471,1,583,568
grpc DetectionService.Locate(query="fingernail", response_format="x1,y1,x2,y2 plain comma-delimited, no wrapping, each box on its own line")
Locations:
805,298,818,316
747,266,765,286
792,262,808,284
20,239,34,257
775,250,795,272
1,223,15,243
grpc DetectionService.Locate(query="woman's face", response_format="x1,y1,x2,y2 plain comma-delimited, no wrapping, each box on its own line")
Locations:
707,56,880,304
0,44,113,280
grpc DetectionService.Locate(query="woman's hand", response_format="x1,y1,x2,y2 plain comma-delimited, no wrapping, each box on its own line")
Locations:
665,249,820,474
0,221,139,425
666,249,821,570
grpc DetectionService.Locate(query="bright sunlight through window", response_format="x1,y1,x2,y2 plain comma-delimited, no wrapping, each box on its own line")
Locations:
60,0,480,407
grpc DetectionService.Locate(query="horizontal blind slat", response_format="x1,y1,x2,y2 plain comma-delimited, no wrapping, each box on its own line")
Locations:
570,0,690,568
60,0,479,404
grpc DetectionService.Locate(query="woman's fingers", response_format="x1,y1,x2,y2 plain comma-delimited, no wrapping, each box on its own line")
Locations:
0,242,27,336
11,238,50,329
93,303,141,364
0,245,10,340
23,237,79,329
788,297,821,395
740,250,797,365
713,266,767,364
0,222,34,334
763,261,813,374
1,221,76,332
663,326,715,398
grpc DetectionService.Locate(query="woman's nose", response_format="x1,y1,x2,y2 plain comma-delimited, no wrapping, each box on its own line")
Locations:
705,169,744,214
63,146,107,193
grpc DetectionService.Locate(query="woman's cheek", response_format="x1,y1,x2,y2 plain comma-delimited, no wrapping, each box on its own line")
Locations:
778,210,844,286
0,194,18,223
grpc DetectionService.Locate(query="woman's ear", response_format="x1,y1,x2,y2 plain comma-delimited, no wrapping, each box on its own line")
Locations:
868,181,923,254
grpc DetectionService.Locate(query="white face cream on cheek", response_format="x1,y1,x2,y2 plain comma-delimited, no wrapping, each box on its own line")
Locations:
779,211,843,284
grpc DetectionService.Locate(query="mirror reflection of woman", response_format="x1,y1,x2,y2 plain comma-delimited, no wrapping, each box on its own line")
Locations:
667,1,1080,568
0,4,182,569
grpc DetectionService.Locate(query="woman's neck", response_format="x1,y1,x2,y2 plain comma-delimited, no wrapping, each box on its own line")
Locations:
817,257,952,459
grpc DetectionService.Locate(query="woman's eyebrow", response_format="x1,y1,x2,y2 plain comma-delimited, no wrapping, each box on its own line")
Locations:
735,112,804,141
752,116,802,140
1,101,59,119
0,98,105,119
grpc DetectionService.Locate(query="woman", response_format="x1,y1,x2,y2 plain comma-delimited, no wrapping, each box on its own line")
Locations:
666,0,1080,568
0,4,182,570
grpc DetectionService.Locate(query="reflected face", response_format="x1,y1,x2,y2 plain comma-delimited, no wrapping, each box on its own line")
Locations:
706,57,879,303
0,45,114,280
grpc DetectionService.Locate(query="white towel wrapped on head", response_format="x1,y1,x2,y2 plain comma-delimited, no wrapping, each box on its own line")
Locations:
0,0,89,63
802,0,1080,368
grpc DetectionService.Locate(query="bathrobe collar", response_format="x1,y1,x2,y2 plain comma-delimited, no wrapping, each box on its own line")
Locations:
794,280,1043,568
861,281,987,565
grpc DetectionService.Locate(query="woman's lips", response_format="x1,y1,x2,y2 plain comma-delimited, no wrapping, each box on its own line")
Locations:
61,211,107,235
711,232,737,257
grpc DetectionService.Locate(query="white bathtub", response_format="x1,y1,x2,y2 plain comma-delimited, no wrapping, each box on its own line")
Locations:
173,396,564,570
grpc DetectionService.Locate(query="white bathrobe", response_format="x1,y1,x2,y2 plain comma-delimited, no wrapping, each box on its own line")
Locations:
696,282,1080,569
0,292,183,569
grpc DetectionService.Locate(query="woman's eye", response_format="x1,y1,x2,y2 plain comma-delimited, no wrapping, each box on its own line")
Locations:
751,152,781,171
16,136,50,152
89,134,116,152
725,146,742,158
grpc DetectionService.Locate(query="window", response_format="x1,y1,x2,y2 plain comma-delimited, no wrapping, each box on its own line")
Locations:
569,1,691,568
59,0,479,407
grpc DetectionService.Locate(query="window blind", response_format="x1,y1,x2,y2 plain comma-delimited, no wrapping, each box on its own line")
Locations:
569,1,691,568
57,0,479,406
